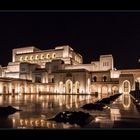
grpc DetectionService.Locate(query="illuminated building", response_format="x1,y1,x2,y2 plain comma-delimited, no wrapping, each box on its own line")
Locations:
0,45,140,95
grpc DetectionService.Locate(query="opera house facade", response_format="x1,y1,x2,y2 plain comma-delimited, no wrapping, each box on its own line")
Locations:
0,45,140,97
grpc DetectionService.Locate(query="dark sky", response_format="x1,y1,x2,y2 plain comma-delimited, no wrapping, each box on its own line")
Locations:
0,12,140,69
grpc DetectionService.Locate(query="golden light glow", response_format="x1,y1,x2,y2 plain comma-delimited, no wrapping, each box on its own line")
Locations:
65,80,73,94
35,55,39,60
46,54,50,59
52,53,56,59
41,54,45,59
30,55,34,61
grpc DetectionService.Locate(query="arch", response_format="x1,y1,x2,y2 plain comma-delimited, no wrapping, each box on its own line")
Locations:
35,55,39,60
101,86,108,98
59,81,63,93
30,55,34,61
65,80,73,94
41,54,45,60
25,56,29,61
20,56,23,62
20,83,25,94
91,85,98,93
52,53,56,59
103,76,107,82
112,86,119,94
75,81,80,94
46,54,50,59
92,76,97,82
3,85,7,94
122,80,131,93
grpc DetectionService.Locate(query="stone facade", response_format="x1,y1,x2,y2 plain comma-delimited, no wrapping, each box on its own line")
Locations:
0,45,140,95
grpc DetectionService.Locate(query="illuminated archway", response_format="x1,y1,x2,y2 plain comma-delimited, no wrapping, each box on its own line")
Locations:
46,54,50,59
41,54,45,60
75,81,80,94
122,80,131,93
65,80,73,94
112,86,119,94
20,56,23,62
35,55,39,60
52,53,56,59
91,85,98,93
59,81,64,93
25,56,29,61
20,83,25,94
3,85,8,94
101,86,108,98
30,55,34,61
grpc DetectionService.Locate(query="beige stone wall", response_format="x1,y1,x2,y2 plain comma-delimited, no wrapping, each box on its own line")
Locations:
0,78,49,94
100,55,114,71
13,45,82,67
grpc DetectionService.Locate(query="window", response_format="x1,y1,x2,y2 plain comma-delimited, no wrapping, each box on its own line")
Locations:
41,54,45,59
20,56,23,62
103,62,109,66
92,76,97,82
30,56,34,61
52,53,56,59
103,76,107,82
35,55,39,60
25,56,29,61
46,54,50,59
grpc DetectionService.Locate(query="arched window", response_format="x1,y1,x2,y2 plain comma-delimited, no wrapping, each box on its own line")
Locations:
103,76,107,82
52,53,56,59
25,56,29,61
20,56,23,62
41,54,45,60
93,76,97,82
65,80,73,94
30,56,34,61
35,55,39,60
46,54,50,59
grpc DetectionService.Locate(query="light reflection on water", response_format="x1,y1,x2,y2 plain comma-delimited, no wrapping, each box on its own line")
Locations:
0,93,139,128
0,94,98,128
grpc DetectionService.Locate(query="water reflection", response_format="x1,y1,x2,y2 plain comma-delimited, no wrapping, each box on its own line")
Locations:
0,93,140,128
122,93,131,109
0,94,97,128
7,118,80,129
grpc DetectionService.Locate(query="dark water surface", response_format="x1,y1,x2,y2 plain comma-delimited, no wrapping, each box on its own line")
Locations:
0,93,140,129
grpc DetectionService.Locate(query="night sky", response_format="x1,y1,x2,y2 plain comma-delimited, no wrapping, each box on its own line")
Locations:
0,11,140,69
